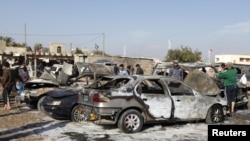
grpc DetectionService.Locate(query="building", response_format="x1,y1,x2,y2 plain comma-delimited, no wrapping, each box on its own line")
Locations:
49,43,66,55
0,40,26,64
215,54,250,65
0,40,92,65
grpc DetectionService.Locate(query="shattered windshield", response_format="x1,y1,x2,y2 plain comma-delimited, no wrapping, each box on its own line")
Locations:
87,77,130,90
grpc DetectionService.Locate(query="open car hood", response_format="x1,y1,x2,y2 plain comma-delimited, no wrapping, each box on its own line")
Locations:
38,62,73,85
184,69,221,95
37,62,115,86
75,62,115,77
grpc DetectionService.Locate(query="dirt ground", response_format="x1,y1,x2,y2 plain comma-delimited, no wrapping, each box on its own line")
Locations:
0,87,250,141
0,87,48,141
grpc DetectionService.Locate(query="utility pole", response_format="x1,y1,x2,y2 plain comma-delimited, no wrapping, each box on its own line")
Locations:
34,45,37,78
95,44,99,55
102,33,105,56
70,43,72,54
168,38,172,51
123,45,126,57
24,23,27,63
208,49,212,64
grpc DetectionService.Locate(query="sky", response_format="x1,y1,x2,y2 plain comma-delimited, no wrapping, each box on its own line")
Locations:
0,0,250,60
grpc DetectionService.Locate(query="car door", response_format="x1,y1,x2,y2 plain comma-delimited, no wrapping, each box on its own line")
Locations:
136,79,172,118
167,80,206,119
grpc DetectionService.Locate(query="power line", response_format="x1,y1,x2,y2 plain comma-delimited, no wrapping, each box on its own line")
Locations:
68,35,102,46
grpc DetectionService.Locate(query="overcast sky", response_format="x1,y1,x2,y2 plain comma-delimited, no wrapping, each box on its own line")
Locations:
1,0,250,60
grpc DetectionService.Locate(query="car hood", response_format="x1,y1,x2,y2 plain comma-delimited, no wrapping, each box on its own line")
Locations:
75,62,115,77
38,62,73,85
47,85,83,98
184,69,221,95
25,78,60,88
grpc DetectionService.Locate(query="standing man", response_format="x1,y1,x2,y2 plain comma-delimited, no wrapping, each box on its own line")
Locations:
1,61,13,110
135,64,144,75
218,62,237,116
114,64,119,75
119,64,129,76
169,60,183,80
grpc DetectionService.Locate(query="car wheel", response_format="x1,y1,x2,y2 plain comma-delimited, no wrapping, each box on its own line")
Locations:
71,105,88,122
118,109,143,133
37,96,46,112
205,105,224,124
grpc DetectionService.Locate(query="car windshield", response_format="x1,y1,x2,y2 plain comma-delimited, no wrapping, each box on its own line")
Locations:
87,77,130,90
51,67,57,71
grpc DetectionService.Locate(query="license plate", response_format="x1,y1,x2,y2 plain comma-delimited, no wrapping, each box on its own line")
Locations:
83,95,88,101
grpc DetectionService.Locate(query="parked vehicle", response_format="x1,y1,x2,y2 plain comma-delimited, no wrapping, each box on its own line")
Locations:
50,64,64,78
24,78,60,110
42,70,228,133
92,60,116,66
23,62,115,111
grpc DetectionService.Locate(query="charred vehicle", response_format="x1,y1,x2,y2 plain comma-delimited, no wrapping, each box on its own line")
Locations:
42,70,228,133
152,62,249,109
23,62,115,111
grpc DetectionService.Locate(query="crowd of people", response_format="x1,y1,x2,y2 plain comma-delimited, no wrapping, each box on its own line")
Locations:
114,63,144,76
0,59,30,110
0,58,246,116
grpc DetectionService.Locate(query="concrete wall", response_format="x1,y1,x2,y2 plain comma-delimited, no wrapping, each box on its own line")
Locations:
85,56,156,75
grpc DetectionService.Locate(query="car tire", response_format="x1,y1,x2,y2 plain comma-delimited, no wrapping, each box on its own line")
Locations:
37,96,46,112
118,109,143,133
71,105,88,122
205,105,224,124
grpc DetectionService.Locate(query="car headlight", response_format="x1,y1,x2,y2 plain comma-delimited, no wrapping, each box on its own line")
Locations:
52,101,61,105
29,90,38,96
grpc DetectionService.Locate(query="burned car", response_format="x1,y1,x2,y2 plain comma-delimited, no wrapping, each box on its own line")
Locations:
152,62,249,109
23,62,115,111
42,70,227,133
41,76,130,121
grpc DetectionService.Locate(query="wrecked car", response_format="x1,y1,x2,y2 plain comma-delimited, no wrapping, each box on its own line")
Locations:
23,62,115,111
152,62,249,109
42,70,227,133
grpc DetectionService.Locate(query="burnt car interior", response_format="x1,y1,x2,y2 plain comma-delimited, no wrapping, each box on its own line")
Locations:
137,79,165,95
167,80,193,96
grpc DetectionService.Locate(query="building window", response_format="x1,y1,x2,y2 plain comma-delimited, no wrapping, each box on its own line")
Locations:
239,58,244,62
57,46,61,53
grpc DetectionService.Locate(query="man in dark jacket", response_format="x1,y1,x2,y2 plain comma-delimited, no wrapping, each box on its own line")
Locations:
1,61,13,110
169,60,183,80
135,64,144,75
